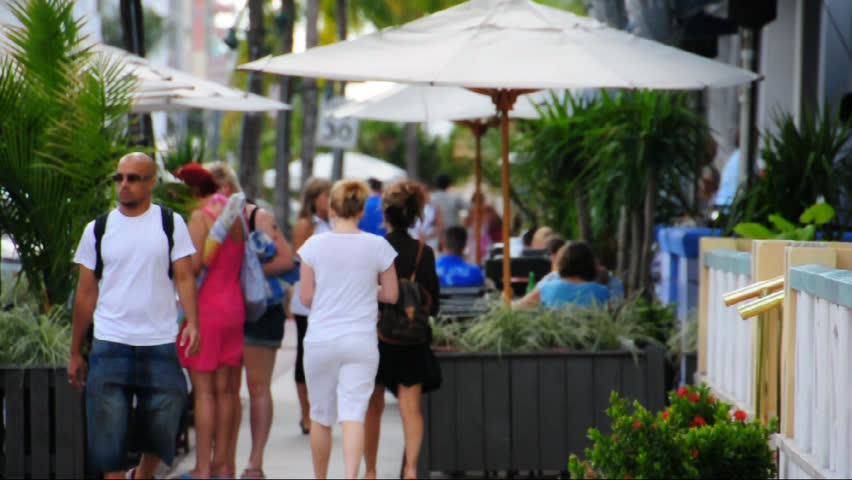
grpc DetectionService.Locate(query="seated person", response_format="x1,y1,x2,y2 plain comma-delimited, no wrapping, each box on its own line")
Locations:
436,226,485,287
595,264,625,300
513,241,610,309
539,235,566,284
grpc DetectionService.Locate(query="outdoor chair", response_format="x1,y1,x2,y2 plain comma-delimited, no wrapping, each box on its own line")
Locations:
484,256,552,297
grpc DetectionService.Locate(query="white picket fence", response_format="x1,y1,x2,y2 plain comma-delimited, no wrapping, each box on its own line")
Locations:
702,249,754,414
777,264,852,479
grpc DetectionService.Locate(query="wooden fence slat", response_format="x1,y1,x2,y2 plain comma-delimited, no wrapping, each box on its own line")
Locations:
644,347,665,413
429,358,457,472
456,358,484,472
620,355,645,406
814,297,831,469
564,357,594,459
4,370,26,479
537,357,567,471
510,358,538,470
482,357,510,472
593,357,621,435
29,369,51,479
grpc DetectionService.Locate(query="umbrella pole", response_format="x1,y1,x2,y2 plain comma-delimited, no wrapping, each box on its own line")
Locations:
474,127,483,264
499,107,512,303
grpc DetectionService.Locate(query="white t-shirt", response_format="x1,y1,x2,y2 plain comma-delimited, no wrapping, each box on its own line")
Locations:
297,232,397,343
73,205,196,346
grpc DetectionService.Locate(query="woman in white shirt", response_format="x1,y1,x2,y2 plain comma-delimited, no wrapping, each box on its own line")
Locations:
298,180,399,480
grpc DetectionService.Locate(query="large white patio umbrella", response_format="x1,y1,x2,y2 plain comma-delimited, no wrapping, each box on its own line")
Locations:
263,151,407,191
94,45,290,113
240,0,760,300
329,84,556,262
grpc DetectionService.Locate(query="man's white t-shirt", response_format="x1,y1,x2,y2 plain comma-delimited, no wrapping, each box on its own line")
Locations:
298,232,397,343
73,205,195,346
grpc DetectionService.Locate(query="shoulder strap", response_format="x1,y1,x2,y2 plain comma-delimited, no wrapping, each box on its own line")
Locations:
159,205,175,279
93,213,109,281
410,240,424,282
249,205,259,232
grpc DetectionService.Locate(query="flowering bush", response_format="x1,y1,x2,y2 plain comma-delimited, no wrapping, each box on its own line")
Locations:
568,384,778,479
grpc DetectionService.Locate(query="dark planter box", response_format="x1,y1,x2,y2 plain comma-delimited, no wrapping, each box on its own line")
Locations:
1,367,87,479
418,346,665,477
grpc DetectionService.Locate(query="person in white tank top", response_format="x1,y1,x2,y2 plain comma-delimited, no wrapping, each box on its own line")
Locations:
289,177,333,434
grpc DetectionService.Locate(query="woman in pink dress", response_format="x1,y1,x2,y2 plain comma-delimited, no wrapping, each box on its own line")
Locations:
175,163,245,479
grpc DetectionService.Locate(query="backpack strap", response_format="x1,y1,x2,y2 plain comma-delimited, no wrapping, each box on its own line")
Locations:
249,205,259,232
410,240,424,282
93,213,109,281
159,205,175,279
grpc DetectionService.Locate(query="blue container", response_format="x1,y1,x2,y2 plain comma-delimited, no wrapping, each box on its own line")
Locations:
657,226,720,320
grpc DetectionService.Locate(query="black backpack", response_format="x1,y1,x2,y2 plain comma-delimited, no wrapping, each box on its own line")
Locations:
378,241,433,345
93,205,175,280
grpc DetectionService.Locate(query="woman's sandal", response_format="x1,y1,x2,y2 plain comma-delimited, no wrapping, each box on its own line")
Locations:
299,419,310,435
240,467,266,479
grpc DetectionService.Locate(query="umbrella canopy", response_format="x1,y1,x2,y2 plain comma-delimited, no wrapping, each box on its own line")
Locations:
329,83,544,122
240,0,760,301
263,151,407,191
240,0,759,90
95,44,290,113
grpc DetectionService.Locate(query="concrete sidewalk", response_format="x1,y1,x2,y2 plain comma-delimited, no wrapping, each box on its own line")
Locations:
169,320,407,479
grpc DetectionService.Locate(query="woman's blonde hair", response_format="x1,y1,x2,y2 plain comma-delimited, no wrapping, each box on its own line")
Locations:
204,161,242,193
329,179,369,219
299,177,332,219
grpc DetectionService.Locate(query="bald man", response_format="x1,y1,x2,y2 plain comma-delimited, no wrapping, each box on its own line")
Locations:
68,152,200,479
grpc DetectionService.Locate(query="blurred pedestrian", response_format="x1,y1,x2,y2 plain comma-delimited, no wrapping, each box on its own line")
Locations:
358,177,387,236
298,180,399,479
69,153,199,480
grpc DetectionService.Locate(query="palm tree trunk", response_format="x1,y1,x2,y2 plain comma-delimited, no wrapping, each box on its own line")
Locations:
300,0,320,188
617,205,629,282
640,169,657,295
330,0,347,181
274,0,296,236
238,0,265,200
629,208,642,295
405,122,419,180
574,184,592,243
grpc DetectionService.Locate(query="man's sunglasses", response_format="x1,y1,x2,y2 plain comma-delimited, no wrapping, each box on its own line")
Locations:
111,173,152,183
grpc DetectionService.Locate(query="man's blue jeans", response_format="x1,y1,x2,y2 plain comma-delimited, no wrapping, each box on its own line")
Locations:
86,339,187,472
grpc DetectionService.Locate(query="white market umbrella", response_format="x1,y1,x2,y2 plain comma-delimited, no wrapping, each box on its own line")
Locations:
329,84,563,262
95,45,290,113
240,0,760,300
263,151,407,191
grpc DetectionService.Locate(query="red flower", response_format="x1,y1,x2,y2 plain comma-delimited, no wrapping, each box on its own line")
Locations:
651,424,658,430
688,392,700,403
692,447,699,459
677,387,688,398
613,434,620,443
693,416,707,427
662,410,670,421
632,419,642,429
733,409,747,421
624,475,632,480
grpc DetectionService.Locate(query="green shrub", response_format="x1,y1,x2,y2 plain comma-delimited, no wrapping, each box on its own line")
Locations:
569,384,778,479
0,303,71,367
430,295,672,353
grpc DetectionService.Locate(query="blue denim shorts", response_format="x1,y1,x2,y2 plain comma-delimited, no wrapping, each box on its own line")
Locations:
244,305,286,349
86,339,188,472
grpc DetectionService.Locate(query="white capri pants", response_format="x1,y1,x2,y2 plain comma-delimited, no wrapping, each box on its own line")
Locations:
303,332,379,427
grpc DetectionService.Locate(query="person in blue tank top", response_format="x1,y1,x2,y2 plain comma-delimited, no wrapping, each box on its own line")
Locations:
436,226,484,287
514,241,610,309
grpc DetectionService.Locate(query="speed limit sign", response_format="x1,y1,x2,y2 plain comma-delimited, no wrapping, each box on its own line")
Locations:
316,96,359,150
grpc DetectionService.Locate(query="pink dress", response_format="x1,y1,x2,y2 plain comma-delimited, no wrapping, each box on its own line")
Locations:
179,209,246,371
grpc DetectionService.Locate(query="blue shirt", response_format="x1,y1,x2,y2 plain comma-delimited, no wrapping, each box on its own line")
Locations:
358,194,386,236
715,149,740,206
436,254,485,287
538,279,610,308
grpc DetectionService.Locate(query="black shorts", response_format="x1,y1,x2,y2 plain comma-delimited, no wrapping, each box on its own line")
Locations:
244,305,286,349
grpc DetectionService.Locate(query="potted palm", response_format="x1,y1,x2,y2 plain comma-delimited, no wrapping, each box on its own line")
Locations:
0,1,135,477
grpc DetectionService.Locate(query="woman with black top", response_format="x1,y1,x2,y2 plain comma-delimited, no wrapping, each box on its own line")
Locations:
363,181,441,480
